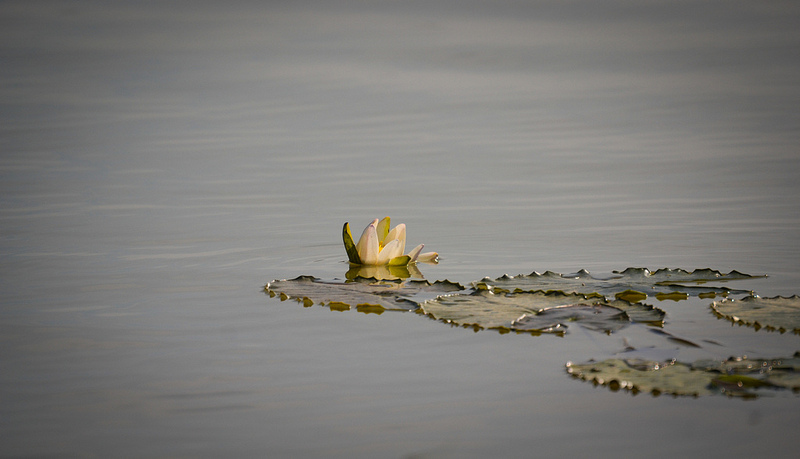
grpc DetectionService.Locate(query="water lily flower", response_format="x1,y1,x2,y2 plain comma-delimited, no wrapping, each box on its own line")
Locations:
343,217,438,266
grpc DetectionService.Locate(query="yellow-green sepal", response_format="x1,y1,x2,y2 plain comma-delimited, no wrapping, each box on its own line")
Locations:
387,255,411,266
343,222,362,264
376,216,390,245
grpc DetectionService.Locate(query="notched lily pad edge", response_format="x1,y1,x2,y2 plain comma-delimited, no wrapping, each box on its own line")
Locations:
610,267,765,281
264,275,467,313
414,308,569,337
418,290,665,336
474,281,607,299
566,352,800,399
416,289,594,336
710,295,800,335
479,267,763,282
473,268,763,302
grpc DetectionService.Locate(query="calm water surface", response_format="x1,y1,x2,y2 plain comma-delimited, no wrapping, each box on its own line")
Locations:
2,1,800,457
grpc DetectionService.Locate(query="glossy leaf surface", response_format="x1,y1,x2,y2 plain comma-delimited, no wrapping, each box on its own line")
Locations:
419,290,664,334
566,353,800,398
266,275,465,312
711,295,800,334
477,268,762,300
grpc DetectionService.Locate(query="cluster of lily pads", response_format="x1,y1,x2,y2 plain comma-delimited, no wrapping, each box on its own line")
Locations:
265,219,800,398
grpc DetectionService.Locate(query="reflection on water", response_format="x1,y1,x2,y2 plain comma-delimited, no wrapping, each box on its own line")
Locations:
345,262,426,280
2,1,800,457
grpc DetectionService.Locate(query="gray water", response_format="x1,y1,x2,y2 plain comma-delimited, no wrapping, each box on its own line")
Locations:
2,1,800,457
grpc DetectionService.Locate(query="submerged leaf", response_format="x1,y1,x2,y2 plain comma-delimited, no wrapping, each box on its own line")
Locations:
566,353,800,398
265,275,465,312
648,328,701,348
478,268,762,300
710,295,800,334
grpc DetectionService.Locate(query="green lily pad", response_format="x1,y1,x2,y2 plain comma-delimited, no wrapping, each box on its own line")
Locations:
566,353,800,398
478,268,762,300
607,299,667,327
512,304,630,334
419,290,665,335
567,359,715,396
265,275,465,313
710,295,800,335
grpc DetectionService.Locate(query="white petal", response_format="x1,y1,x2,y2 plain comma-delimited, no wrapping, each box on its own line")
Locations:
356,223,379,265
385,223,406,255
355,219,379,249
377,239,403,264
416,252,439,263
406,243,424,262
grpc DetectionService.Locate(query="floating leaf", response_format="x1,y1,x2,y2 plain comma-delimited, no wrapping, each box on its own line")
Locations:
265,275,465,312
478,268,762,300
419,290,664,334
512,304,630,334
567,359,714,396
710,295,800,335
566,353,800,398
420,289,571,331
608,299,666,327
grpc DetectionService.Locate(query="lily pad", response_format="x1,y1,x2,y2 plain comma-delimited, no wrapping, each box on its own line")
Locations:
478,268,762,300
265,275,465,313
710,295,800,335
566,353,800,398
512,304,631,334
607,299,666,327
419,290,664,334
567,359,715,396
